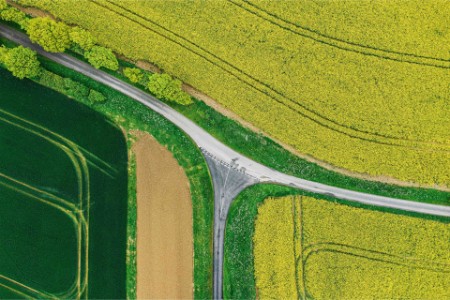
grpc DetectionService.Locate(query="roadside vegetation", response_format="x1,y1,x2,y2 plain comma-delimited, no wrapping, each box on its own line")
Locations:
225,187,450,299
12,0,450,186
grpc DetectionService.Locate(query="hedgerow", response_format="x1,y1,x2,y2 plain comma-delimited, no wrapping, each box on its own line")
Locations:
27,17,71,52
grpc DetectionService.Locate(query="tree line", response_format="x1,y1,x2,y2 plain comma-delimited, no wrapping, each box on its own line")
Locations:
0,0,192,105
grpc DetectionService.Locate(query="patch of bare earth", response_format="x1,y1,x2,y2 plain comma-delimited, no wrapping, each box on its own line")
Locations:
132,132,193,299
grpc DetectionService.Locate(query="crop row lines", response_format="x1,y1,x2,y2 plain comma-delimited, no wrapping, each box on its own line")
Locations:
90,0,449,153
302,242,450,273
231,0,450,69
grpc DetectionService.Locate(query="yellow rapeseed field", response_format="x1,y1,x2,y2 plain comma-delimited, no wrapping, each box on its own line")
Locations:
253,196,450,299
14,0,450,186
253,196,300,299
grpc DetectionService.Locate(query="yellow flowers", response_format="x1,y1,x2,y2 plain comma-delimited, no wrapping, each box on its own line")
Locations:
253,196,300,299
14,0,450,186
254,196,450,299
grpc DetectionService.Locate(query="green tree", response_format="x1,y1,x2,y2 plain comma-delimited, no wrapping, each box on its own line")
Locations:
147,73,172,98
88,89,106,104
147,73,192,105
0,7,29,29
4,46,40,79
123,67,143,83
84,46,119,70
164,78,192,105
69,26,96,51
27,17,71,52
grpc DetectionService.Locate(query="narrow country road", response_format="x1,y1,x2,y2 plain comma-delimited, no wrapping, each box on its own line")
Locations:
1,24,449,299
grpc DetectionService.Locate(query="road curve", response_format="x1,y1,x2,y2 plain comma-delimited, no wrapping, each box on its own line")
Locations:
1,23,449,299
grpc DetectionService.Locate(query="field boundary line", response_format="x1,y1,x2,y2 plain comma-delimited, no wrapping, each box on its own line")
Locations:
229,0,450,69
89,0,450,153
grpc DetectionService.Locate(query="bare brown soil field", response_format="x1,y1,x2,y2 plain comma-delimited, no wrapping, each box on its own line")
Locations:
132,131,193,299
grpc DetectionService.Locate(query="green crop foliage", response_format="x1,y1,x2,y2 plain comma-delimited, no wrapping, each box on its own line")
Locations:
251,195,450,299
84,45,119,71
13,0,450,186
0,66,129,299
3,45,40,79
27,17,71,52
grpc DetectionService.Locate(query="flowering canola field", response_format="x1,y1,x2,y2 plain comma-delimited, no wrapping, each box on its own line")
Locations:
14,0,450,186
253,196,450,299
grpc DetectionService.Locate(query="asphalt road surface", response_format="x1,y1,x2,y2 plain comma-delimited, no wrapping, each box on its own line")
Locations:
1,24,449,299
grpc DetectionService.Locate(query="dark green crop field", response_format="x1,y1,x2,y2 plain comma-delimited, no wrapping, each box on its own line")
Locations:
0,68,128,299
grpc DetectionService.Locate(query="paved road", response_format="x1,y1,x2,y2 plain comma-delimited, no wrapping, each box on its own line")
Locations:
2,24,449,299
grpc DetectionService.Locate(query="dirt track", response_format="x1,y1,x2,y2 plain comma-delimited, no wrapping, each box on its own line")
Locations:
132,132,193,299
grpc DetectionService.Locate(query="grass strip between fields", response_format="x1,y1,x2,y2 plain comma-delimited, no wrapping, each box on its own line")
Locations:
125,135,137,300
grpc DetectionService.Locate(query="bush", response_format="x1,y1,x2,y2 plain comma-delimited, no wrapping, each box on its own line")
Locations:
64,77,89,98
84,46,118,70
88,89,106,104
123,67,143,83
27,17,71,52
38,68,65,88
3,45,40,79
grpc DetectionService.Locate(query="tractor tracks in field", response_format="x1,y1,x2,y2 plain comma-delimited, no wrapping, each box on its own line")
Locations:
88,0,450,153
299,241,450,299
302,242,450,274
229,0,450,69
0,109,90,300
